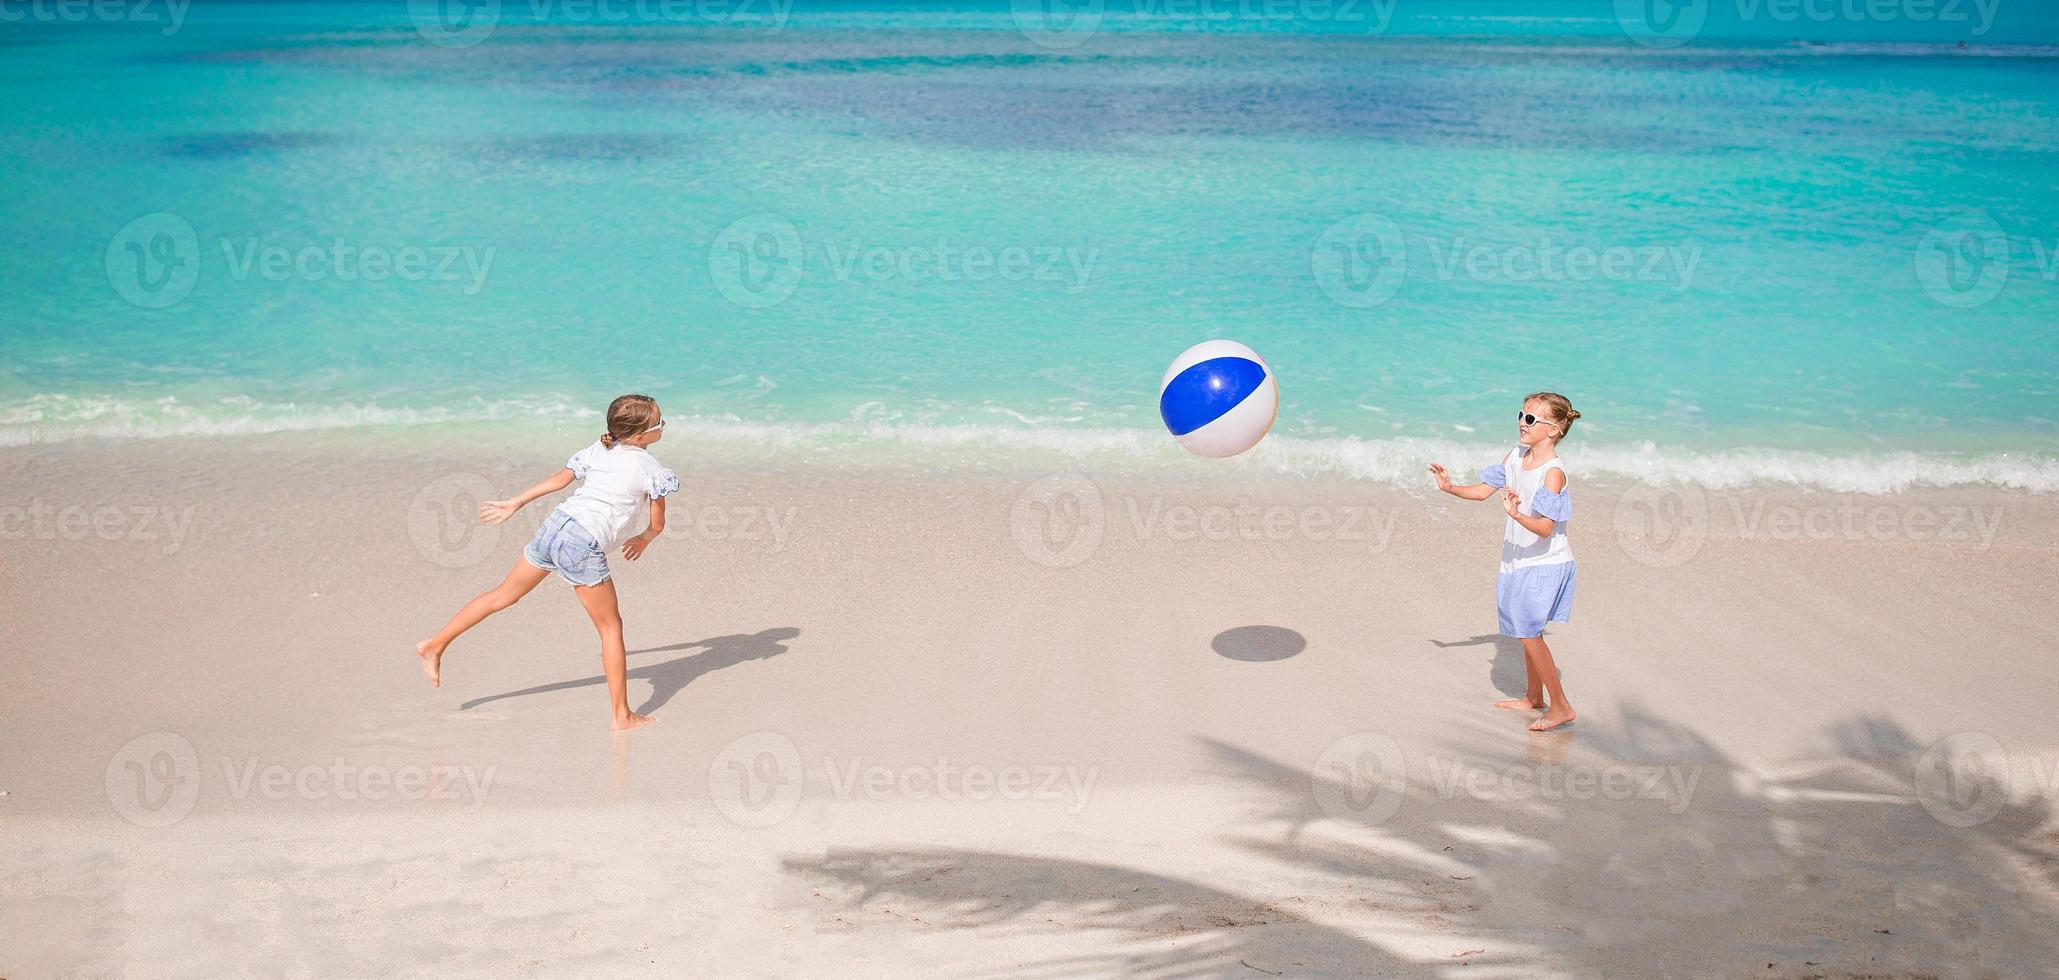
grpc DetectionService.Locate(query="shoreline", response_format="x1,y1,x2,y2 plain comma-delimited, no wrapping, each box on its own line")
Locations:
5,420,2059,494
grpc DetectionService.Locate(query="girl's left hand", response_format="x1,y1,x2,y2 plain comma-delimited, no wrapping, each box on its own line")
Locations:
622,535,651,561
1501,487,1522,517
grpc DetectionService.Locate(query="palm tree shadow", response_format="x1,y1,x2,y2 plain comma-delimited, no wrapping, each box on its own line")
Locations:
1431,633,1528,697
777,707,2059,975
460,626,799,716
1202,708,2059,975
785,848,1413,977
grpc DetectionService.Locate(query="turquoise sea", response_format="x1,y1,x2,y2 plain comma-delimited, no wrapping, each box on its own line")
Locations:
3,1,2057,489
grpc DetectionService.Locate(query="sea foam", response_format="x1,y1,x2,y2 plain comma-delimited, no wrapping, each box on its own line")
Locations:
7,394,2050,494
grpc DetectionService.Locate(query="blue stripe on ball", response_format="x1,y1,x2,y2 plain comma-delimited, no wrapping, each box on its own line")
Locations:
1160,356,1268,436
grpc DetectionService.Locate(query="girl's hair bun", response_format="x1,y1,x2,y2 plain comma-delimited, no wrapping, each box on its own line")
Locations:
1525,391,1580,439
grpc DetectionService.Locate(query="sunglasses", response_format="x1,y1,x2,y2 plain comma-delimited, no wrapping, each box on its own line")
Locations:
1517,411,1560,430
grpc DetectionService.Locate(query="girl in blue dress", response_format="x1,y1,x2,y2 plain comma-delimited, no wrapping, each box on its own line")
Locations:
1429,392,1581,732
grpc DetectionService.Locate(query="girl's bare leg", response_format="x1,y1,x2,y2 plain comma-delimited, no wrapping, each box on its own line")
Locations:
1522,635,1575,731
417,557,551,687
1494,662,1544,709
1495,638,1548,710
573,579,653,731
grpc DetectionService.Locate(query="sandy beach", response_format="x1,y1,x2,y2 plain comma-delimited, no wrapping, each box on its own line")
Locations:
2,436,2056,977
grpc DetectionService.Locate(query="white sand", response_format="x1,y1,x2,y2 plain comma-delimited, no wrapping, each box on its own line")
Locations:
3,437,2056,977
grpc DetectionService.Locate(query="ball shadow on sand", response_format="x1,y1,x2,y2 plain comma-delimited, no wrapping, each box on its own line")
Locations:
1211,626,1307,662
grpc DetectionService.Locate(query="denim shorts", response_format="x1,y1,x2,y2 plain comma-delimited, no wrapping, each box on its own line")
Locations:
523,509,611,587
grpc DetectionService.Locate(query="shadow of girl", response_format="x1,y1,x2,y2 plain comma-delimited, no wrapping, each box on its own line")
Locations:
459,627,799,716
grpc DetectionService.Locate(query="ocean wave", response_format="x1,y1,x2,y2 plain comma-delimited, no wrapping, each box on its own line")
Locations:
0,393,597,445
4,395,2054,494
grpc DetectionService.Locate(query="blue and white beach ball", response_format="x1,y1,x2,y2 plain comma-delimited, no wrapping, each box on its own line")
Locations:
1159,340,1278,458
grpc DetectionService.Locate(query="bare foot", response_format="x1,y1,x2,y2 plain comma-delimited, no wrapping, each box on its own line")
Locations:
1495,698,1543,710
1529,708,1575,732
416,640,445,688
612,712,654,732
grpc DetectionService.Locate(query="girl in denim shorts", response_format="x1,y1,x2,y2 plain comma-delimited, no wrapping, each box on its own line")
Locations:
418,394,680,731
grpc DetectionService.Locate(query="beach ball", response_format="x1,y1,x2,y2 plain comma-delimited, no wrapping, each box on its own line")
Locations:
1159,340,1278,458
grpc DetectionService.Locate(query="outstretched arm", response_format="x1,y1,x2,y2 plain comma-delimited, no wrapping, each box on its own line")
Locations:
1428,463,1498,501
481,468,576,525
